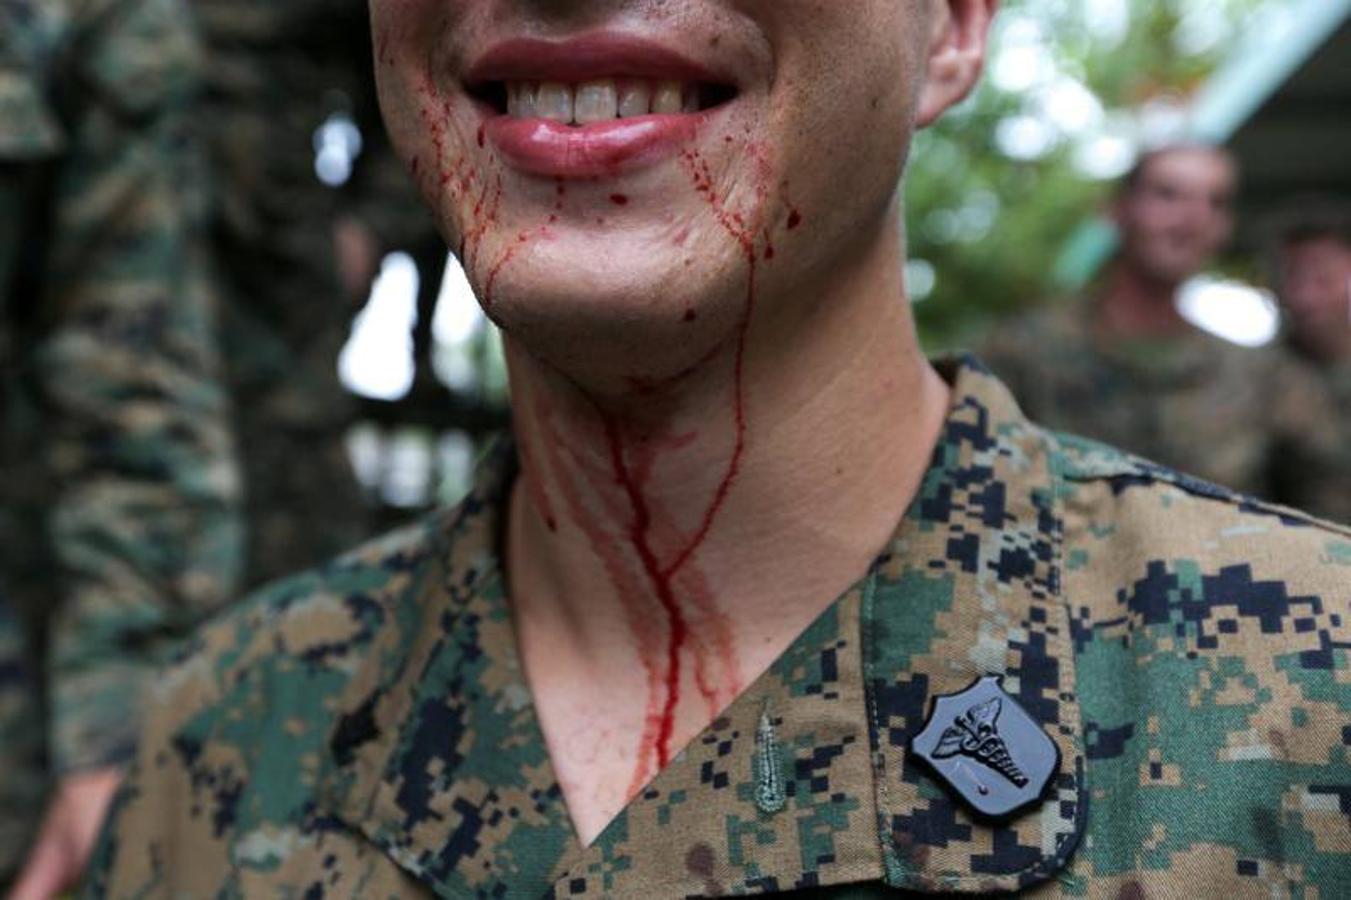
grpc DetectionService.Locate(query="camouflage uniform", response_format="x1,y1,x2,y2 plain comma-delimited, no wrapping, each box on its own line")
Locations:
189,0,437,586
86,358,1351,898
1298,360,1351,525
980,302,1345,520
0,0,242,881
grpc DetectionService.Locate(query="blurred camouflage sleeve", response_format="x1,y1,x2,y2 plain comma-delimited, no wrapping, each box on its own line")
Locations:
36,0,243,774
1260,348,1349,522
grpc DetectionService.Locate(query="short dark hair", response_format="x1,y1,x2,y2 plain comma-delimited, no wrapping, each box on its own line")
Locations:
1120,142,1235,195
1269,196,1351,248
1262,195,1351,289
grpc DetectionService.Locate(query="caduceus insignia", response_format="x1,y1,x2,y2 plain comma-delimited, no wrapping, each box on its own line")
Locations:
929,697,1029,787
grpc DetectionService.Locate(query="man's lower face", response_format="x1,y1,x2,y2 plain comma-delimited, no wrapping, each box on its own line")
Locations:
369,0,924,382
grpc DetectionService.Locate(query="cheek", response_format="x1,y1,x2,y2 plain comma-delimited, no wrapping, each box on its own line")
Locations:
375,57,484,238
373,69,439,198
371,1,452,156
781,9,918,167
371,0,447,30
774,53,913,245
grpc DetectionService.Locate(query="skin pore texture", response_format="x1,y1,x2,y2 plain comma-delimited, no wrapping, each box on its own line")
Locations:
371,0,994,845
1097,146,1237,339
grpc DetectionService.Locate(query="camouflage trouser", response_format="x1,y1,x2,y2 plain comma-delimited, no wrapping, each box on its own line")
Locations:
0,592,46,884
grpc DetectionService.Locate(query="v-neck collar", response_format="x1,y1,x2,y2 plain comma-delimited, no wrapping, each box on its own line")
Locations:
315,357,1087,898
316,447,579,897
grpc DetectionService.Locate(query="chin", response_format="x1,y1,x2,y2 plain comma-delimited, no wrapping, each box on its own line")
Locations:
1141,258,1202,287
482,246,748,394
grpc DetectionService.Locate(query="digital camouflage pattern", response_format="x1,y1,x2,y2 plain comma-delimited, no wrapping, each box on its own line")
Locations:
189,0,437,586
86,358,1351,898
0,0,242,880
980,302,1346,522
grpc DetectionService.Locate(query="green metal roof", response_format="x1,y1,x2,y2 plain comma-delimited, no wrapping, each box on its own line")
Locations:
1192,0,1351,142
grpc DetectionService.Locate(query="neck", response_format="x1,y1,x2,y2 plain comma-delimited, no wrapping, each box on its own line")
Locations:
1294,326,1351,366
505,208,948,793
1096,258,1190,338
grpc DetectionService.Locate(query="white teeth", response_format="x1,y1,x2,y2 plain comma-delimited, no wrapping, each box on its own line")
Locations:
536,81,573,122
508,82,537,118
617,79,652,118
652,80,683,114
574,79,618,124
502,78,713,123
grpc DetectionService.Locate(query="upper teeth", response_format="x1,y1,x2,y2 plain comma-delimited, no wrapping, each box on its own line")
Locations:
508,79,699,124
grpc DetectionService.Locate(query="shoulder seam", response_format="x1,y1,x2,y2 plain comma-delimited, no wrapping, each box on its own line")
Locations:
1045,430,1351,539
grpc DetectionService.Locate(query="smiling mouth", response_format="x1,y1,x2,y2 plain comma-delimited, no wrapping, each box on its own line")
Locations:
469,78,737,126
463,33,740,177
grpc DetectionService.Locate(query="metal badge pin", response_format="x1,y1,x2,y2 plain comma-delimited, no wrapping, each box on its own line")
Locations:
908,675,1059,820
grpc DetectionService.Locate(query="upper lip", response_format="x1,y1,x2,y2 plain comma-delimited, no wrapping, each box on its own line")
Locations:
464,31,734,87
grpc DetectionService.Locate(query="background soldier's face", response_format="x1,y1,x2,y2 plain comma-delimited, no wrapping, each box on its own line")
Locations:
1114,147,1237,286
369,0,985,386
1280,235,1351,341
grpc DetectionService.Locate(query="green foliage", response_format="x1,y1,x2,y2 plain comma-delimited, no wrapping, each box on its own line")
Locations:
907,0,1290,350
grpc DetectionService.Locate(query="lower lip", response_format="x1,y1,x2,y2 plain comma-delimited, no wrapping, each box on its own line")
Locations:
485,114,704,178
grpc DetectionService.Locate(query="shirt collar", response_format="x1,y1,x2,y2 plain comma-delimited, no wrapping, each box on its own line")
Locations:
316,445,576,897
316,356,1087,897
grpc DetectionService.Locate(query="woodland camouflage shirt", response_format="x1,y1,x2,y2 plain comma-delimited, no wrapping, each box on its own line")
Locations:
87,358,1351,898
979,302,1345,522
0,0,241,775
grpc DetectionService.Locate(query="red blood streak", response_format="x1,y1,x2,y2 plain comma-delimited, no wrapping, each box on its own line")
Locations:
610,193,630,206
683,309,697,322
477,124,486,148
596,147,771,770
663,149,760,580
533,394,740,786
460,175,504,272
515,143,779,783
786,209,803,230
517,440,559,533
602,417,689,770
531,406,666,790
482,229,530,309
665,258,752,581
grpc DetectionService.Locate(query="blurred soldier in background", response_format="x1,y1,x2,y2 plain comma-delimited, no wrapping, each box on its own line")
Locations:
982,143,1340,515
0,0,242,894
1269,198,1351,522
189,0,438,587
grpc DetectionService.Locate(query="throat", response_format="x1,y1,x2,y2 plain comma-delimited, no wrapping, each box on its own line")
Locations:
506,332,757,799
520,634,738,847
